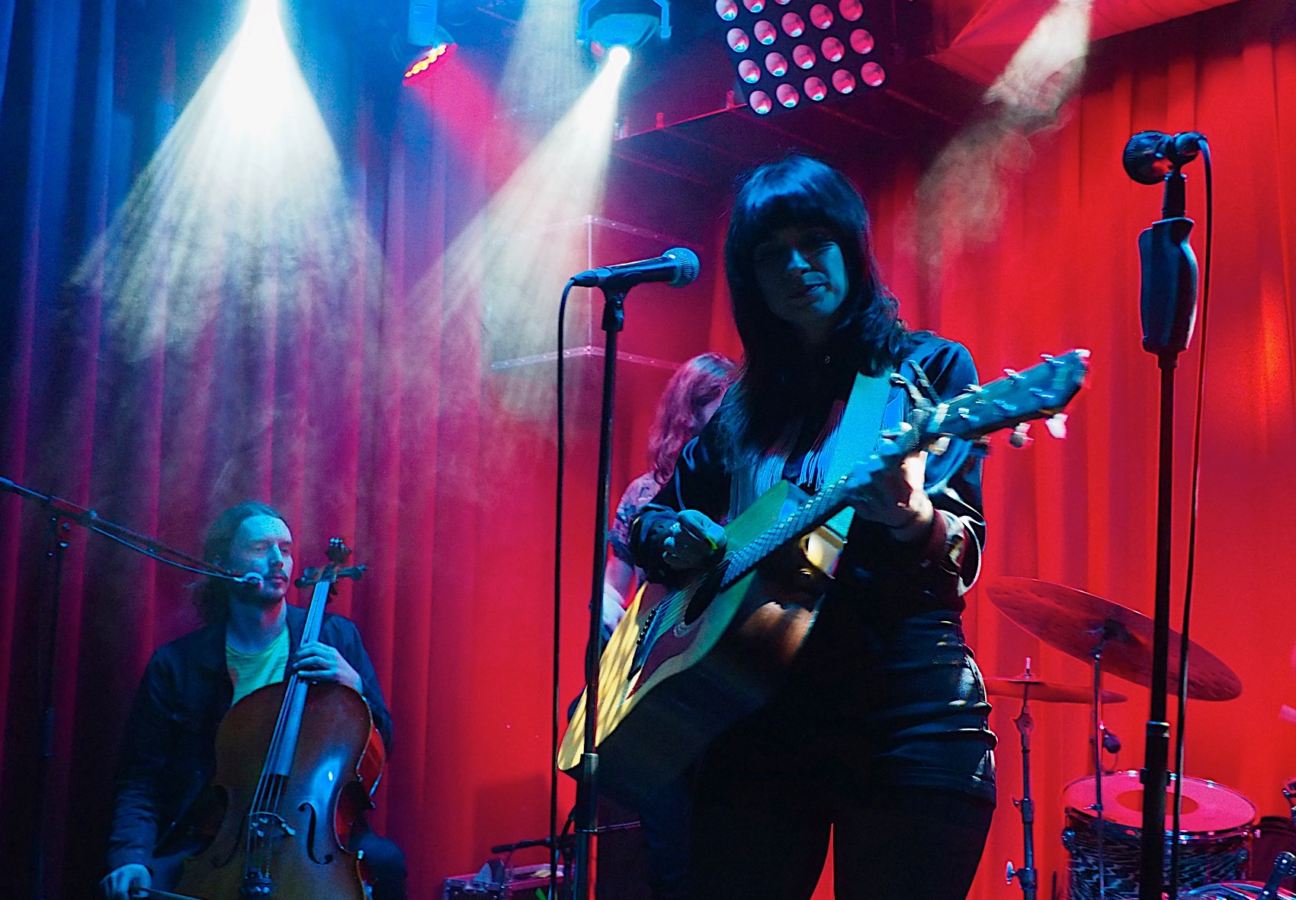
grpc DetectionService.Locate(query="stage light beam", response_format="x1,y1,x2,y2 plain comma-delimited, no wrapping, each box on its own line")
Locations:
72,0,382,359
408,46,633,420
915,0,1095,279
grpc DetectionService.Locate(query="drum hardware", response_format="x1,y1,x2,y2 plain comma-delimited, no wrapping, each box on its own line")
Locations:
986,578,1242,701
1003,658,1041,900
985,676,1128,706
1087,618,1135,900
1181,852,1296,900
1181,884,1296,899
1061,771,1256,898
987,578,1246,899
992,660,1131,900
1260,852,1296,899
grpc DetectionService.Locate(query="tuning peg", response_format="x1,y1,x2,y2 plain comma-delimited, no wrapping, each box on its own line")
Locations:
1009,423,1032,448
891,373,933,410
1003,367,1024,382
1045,413,1069,439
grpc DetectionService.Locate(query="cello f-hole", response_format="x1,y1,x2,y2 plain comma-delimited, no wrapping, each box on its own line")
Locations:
299,801,335,864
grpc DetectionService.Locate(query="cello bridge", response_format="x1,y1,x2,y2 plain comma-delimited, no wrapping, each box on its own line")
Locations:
248,811,296,839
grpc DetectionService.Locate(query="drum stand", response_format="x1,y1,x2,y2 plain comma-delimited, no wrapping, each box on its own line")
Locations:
1007,661,1040,900
1089,622,1128,900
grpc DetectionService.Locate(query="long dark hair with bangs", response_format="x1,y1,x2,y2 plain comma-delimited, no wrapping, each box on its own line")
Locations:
716,154,911,459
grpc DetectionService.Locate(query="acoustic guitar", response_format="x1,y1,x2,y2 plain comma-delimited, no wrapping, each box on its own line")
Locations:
558,350,1089,808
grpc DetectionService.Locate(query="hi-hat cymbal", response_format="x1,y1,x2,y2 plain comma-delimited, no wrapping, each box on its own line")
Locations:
986,577,1242,701
984,675,1128,704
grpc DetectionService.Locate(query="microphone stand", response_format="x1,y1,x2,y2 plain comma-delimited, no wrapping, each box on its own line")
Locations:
570,287,627,900
0,477,235,900
1134,164,1198,900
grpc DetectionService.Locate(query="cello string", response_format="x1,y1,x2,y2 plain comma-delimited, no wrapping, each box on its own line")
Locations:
259,575,324,814
256,570,335,875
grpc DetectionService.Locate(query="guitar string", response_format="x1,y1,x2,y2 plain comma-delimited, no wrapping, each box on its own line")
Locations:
641,359,1076,678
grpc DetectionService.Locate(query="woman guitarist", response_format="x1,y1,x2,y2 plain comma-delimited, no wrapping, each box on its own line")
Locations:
629,156,997,899
101,501,406,900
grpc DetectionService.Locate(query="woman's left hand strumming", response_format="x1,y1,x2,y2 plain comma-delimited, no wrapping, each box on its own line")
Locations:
847,450,935,542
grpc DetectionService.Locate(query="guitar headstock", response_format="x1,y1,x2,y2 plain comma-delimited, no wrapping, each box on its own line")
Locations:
927,349,1090,444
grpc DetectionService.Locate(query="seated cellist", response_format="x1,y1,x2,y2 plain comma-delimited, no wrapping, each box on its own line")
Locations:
100,501,407,900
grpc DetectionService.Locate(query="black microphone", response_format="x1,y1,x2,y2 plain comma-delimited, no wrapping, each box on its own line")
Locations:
571,247,700,290
1122,130,1206,184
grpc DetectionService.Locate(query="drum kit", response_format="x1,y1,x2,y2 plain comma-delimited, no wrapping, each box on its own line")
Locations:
986,577,1294,900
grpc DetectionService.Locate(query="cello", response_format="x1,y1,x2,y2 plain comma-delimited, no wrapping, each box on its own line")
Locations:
169,538,385,899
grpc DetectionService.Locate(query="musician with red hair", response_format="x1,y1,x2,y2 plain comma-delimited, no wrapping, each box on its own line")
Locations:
603,352,737,636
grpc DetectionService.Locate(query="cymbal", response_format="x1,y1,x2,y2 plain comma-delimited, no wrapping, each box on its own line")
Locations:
984,675,1127,705
986,577,1242,701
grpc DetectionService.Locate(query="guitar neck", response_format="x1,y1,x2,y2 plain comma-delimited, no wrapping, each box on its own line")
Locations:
714,350,1090,591
719,440,908,591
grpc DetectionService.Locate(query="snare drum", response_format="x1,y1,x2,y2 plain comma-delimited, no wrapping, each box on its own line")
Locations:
1062,770,1256,899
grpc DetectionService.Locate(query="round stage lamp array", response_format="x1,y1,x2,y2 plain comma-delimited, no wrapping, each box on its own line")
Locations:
716,0,887,115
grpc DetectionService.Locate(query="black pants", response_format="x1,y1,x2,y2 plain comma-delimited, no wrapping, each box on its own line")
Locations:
687,784,993,900
650,605,997,899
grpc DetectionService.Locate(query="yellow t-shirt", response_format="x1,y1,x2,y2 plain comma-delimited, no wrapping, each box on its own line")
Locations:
227,627,290,706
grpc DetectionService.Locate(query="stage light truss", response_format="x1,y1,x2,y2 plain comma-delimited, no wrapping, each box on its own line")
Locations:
716,0,889,115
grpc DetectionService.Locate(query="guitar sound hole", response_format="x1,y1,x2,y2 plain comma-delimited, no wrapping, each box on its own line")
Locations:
682,574,721,627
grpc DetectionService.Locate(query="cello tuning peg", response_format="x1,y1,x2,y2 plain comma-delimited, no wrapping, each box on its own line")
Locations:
1009,423,1032,449
1045,413,1069,439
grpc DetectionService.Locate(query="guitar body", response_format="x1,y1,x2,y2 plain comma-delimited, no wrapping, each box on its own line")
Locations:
558,349,1090,809
559,481,836,808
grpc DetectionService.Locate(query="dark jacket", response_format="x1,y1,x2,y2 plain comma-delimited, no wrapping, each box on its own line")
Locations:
631,334,986,617
105,605,393,872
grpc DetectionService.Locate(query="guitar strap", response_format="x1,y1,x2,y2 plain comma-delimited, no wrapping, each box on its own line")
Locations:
821,369,894,539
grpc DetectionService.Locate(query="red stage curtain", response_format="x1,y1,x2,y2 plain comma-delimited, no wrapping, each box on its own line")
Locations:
855,4,1296,897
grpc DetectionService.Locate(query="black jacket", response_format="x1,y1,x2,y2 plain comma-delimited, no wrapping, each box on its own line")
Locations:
105,605,393,872
631,334,986,617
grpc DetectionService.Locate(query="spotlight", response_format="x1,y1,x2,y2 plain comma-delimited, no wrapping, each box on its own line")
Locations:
403,26,456,81
607,45,633,67
580,0,671,52
717,0,891,115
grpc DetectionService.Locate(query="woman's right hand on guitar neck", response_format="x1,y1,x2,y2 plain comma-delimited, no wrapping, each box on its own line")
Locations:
662,510,727,571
